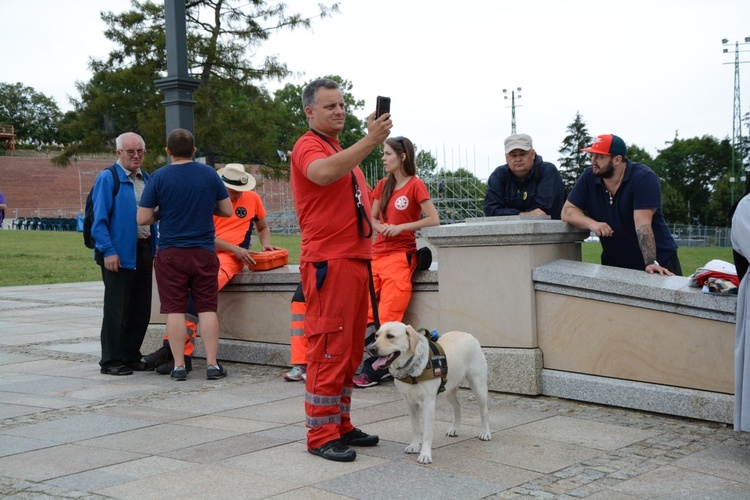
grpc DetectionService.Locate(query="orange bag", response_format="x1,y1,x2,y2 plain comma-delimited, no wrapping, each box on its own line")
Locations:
247,249,289,271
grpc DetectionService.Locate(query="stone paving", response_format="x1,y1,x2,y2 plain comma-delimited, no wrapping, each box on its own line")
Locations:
1,282,749,499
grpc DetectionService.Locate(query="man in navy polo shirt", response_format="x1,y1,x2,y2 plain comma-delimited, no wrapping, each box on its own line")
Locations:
562,134,680,275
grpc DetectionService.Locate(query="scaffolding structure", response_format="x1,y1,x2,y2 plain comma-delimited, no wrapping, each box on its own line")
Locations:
254,165,487,235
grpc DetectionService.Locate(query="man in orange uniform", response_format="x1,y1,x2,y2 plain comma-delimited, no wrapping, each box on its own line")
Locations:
284,283,308,381
291,78,391,462
145,163,281,373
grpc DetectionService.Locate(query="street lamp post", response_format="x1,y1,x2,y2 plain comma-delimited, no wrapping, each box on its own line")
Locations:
155,1,201,139
722,37,750,205
503,87,522,134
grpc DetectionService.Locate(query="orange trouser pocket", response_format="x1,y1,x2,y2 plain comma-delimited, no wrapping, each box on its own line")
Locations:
306,315,344,363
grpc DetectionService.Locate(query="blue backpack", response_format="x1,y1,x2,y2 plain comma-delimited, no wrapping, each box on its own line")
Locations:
83,165,120,249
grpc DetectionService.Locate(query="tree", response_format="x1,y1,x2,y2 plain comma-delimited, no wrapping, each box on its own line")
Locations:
269,82,309,163
626,144,653,165
651,136,732,226
706,172,734,227
55,0,339,167
0,82,63,144
416,148,438,180
557,111,591,191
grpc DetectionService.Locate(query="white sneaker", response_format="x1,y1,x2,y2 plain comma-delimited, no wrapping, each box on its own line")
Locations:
284,365,306,382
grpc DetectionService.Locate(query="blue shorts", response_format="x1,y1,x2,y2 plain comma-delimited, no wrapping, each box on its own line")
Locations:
154,247,219,314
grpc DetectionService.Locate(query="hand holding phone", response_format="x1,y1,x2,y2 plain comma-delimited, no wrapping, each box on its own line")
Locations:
375,96,391,119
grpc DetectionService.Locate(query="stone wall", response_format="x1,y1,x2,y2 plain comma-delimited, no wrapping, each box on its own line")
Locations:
146,217,737,424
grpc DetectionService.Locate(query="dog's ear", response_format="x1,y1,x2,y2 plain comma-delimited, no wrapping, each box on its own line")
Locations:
405,324,420,353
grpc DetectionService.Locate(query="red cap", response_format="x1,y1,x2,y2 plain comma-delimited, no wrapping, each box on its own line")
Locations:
581,134,627,156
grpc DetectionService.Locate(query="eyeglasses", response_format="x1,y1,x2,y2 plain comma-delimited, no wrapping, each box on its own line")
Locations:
119,149,146,157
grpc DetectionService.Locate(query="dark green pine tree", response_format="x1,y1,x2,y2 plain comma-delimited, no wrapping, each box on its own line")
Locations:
557,111,592,192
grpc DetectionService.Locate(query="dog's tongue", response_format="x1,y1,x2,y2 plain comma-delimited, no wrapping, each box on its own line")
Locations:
371,356,390,371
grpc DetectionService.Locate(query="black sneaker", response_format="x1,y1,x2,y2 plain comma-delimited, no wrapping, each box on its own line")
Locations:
127,361,152,371
308,439,356,462
207,364,227,380
170,366,188,381
143,345,171,370
341,428,379,447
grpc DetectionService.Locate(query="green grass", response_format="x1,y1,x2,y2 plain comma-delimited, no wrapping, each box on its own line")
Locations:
0,231,734,287
0,231,303,287
581,242,733,275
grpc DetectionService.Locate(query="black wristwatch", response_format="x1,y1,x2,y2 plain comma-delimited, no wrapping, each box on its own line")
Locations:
646,260,659,268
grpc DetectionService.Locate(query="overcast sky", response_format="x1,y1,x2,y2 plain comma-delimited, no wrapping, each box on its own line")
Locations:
4,0,750,179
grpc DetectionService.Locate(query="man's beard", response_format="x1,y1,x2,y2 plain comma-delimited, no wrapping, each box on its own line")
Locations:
593,157,616,179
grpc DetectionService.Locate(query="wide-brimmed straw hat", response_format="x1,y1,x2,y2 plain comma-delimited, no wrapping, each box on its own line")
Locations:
216,163,256,191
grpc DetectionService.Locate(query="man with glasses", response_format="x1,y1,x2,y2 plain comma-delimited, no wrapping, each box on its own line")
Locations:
92,132,156,375
484,133,566,219
562,134,680,275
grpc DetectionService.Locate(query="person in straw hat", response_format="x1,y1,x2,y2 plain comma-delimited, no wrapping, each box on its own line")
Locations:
143,161,282,376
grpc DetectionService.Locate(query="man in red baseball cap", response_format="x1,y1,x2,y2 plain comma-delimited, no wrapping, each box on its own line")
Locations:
562,134,680,275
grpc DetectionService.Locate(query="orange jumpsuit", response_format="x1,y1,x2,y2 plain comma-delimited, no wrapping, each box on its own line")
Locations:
291,131,373,450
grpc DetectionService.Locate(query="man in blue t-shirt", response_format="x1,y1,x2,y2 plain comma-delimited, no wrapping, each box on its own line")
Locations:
137,128,232,381
562,134,680,276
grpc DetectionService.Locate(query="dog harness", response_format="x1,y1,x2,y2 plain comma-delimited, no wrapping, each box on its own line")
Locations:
402,339,448,393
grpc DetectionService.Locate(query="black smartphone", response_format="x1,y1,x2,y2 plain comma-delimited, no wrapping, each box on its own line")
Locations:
375,96,391,119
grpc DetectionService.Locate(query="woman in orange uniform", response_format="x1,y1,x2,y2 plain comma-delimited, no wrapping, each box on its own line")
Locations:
353,136,439,387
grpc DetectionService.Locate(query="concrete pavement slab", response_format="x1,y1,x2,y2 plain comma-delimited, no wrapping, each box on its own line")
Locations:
2,281,750,498
0,443,146,482
96,463,296,499
91,403,204,423
453,431,602,474
44,455,193,493
161,432,293,464
0,434,59,457
79,423,242,454
215,396,306,425
265,486,353,499
314,460,501,499
611,464,750,499
175,414,287,433
223,441,385,485
428,454,542,490
673,443,750,485
506,414,662,451
1,413,157,443
0,390,90,410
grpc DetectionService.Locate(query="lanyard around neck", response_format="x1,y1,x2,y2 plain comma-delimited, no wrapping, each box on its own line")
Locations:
309,129,372,239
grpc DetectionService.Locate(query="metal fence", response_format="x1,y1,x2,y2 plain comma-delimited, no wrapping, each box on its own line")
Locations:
669,224,734,248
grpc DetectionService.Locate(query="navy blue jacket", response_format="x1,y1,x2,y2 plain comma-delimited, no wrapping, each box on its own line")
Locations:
484,154,566,219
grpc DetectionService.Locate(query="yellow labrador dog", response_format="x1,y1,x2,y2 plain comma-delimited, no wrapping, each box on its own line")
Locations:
368,321,491,464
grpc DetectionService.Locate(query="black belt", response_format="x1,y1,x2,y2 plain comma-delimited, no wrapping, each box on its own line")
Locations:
137,237,151,245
